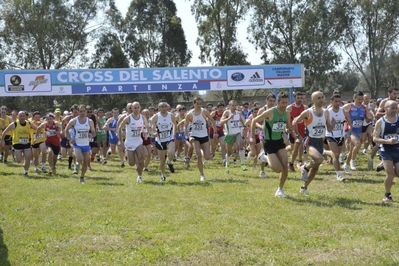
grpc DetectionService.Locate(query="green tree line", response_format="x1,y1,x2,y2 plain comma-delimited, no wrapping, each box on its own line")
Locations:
1,0,399,112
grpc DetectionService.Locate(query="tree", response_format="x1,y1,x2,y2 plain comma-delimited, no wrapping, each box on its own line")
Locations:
0,0,106,70
332,0,399,98
123,0,192,106
191,0,249,104
248,0,340,91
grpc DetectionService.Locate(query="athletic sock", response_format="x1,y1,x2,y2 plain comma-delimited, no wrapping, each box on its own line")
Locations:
68,156,73,167
239,149,245,165
225,154,230,166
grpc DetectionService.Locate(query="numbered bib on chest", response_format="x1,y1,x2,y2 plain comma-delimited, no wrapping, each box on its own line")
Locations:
20,138,29,144
160,131,170,139
384,134,399,144
215,120,221,127
36,133,43,139
353,120,363,128
272,122,286,132
46,130,57,137
334,122,344,131
312,126,325,136
131,129,141,137
230,120,239,128
77,130,88,139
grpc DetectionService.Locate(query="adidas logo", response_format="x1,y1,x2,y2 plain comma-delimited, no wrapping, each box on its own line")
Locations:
249,72,263,82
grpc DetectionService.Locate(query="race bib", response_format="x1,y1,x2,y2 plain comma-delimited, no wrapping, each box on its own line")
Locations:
20,138,28,144
77,130,88,139
160,131,170,139
254,128,261,135
36,133,43,139
384,134,399,143
131,130,141,137
230,120,239,128
334,123,344,131
312,126,325,136
193,124,203,131
215,120,221,126
353,120,363,128
272,122,286,132
46,130,56,137
121,128,126,135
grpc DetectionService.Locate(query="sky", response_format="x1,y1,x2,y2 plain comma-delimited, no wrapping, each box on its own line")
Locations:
113,0,262,67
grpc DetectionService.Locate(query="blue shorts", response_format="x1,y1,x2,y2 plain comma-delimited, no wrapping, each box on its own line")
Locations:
108,136,119,145
60,138,71,148
175,132,187,141
210,132,225,139
73,144,91,153
380,150,399,164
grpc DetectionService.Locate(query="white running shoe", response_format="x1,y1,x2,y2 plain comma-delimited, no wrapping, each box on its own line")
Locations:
342,163,350,174
368,158,373,170
137,176,144,183
275,188,286,198
300,165,309,182
337,174,345,182
300,187,309,196
362,149,367,155
259,171,266,179
200,175,206,181
339,152,346,164
350,160,357,170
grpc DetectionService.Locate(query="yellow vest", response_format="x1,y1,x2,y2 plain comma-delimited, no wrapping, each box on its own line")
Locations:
30,120,45,144
12,121,31,145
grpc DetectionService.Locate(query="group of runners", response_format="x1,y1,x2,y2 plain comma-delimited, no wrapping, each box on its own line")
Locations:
1,87,398,203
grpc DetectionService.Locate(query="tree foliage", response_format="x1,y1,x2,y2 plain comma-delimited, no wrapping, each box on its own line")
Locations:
191,0,249,104
332,0,399,98
123,0,192,106
248,0,340,92
0,0,106,70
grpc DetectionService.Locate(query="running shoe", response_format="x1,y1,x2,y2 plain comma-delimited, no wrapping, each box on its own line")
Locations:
300,165,309,182
241,165,248,171
80,177,85,184
300,187,309,196
288,163,295,172
376,162,384,172
160,174,166,182
275,188,286,198
137,176,144,183
259,171,266,179
200,175,206,181
383,195,393,203
23,172,29,178
350,160,357,170
167,163,175,173
368,158,373,170
342,164,350,174
337,174,345,182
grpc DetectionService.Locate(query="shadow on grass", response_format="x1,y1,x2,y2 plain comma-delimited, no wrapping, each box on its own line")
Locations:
286,195,399,210
141,179,212,187
0,228,11,266
345,178,383,184
210,178,249,184
93,182,125,186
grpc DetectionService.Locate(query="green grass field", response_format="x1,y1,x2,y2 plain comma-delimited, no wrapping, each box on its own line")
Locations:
0,152,398,265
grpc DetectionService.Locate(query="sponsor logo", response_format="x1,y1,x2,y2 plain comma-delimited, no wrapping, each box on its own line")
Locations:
227,69,264,87
249,72,263,83
8,75,24,91
230,72,245,82
29,75,48,90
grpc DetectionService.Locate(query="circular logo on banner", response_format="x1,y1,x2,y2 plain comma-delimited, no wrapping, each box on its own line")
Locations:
10,75,22,85
231,72,245,82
